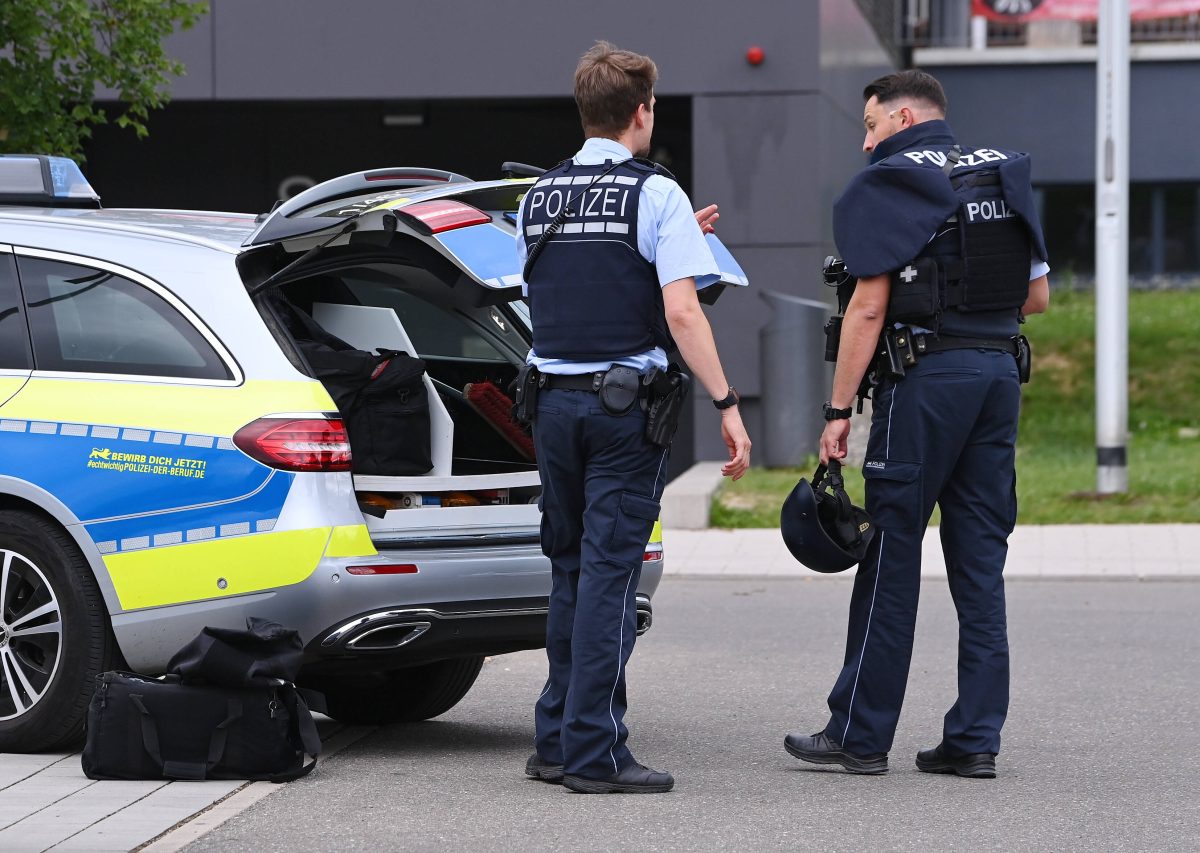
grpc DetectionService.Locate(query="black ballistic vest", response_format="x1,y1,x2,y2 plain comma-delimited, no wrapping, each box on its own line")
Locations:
833,121,1047,339
521,158,670,361
889,154,1033,337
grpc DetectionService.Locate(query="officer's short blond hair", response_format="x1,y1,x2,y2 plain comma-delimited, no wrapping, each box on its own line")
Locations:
574,41,658,138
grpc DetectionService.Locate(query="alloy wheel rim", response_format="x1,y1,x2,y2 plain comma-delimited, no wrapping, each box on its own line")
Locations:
0,550,63,721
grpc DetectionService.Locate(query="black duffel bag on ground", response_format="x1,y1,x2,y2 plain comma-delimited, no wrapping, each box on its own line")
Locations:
166,616,304,687
81,672,322,782
82,618,324,782
297,340,433,476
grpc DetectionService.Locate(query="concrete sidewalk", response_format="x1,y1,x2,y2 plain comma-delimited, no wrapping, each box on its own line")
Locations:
0,723,368,853
661,524,1200,577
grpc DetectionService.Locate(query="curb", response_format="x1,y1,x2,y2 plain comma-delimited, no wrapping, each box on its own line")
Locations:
661,461,726,529
660,525,1200,578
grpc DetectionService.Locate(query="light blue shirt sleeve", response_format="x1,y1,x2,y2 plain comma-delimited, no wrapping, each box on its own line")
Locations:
639,174,720,289
1030,259,1049,280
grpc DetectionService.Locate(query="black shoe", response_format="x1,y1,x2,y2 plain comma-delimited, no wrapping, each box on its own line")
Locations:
525,753,564,783
784,730,888,775
915,743,996,779
562,762,674,794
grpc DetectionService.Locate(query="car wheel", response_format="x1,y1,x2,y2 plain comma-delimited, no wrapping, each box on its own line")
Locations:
0,510,114,752
318,655,486,725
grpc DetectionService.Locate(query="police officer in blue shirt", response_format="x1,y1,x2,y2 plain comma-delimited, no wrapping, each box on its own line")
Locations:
517,41,751,794
784,70,1049,779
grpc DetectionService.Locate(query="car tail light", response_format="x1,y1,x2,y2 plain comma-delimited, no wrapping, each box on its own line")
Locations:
233,418,352,472
346,564,419,576
397,199,491,234
644,546,663,562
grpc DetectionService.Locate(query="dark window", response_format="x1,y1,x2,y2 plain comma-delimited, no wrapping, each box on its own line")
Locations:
1039,182,1200,282
0,253,32,370
16,256,231,380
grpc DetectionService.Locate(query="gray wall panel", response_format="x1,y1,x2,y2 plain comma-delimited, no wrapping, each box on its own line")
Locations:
818,0,894,247
928,61,1200,184
163,15,215,99
692,94,821,247
166,0,817,100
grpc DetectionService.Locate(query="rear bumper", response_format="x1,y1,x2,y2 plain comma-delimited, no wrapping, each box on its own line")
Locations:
111,541,663,672
302,591,655,674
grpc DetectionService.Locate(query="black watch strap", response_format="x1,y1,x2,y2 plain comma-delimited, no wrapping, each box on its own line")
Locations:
713,386,739,410
823,401,852,421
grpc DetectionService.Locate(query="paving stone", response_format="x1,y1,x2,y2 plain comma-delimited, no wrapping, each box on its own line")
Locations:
0,753,74,790
51,781,244,852
0,779,166,852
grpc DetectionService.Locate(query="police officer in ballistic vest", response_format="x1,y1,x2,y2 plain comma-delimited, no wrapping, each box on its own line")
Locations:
517,42,751,794
784,70,1049,779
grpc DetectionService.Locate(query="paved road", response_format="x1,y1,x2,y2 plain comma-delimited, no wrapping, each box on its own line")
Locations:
186,577,1200,852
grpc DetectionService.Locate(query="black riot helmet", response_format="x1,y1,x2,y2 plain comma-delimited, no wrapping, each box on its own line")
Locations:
780,459,875,574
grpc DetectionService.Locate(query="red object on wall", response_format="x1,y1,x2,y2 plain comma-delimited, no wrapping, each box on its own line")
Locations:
971,0,1200,21
746,46,765,66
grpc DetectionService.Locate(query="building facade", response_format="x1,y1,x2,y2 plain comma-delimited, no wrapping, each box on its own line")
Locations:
86,0,893,472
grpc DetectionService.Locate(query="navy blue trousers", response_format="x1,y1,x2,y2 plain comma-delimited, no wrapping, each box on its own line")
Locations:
826,348,1020,757
532,388,668,778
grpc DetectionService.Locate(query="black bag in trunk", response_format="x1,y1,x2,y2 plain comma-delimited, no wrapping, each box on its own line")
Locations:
81,672,323,782
297,340,433,475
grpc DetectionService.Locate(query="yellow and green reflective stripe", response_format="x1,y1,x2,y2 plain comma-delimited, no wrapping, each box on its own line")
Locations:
104,526,331,610
325,524,376,558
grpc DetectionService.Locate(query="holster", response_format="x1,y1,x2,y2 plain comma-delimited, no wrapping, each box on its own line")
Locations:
644,368,691,448
823,315,842,363
511,363,540,425
881,326,916,379
1015,334,1032,383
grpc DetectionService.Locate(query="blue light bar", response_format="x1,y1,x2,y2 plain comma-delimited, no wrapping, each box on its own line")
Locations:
0,155,100,207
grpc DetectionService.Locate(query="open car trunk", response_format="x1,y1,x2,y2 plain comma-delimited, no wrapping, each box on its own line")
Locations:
278,260,540,545
236,168,750,546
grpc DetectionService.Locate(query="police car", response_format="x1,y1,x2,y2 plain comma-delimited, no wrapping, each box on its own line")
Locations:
0,155,748,751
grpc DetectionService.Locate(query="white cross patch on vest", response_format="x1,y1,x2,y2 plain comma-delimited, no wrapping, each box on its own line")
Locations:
900,265,918,283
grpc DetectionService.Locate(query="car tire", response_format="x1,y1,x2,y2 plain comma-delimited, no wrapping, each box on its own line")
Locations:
0,510,114,752
318,655,486,725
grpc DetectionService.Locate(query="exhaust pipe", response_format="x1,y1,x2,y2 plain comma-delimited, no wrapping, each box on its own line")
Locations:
347,621,431,650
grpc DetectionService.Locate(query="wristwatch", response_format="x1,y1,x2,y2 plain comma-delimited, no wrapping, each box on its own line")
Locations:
823,401,852,421
713,386,739,410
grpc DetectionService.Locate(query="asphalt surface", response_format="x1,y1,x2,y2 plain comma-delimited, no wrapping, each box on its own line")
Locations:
186,578,1200,852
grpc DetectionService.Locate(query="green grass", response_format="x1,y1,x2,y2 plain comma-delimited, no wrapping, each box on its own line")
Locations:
712,289,1200,526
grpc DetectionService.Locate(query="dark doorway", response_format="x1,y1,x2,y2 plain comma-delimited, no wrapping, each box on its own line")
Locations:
83,97,695,215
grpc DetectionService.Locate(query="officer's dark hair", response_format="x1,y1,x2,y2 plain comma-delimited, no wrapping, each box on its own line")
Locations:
574,41,658,138
863,69,947,115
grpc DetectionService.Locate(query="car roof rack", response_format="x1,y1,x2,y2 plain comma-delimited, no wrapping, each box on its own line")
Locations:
0,154,100,208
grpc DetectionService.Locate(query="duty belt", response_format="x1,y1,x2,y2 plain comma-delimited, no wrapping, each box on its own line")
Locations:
912,333,1020,356
540,371,651,396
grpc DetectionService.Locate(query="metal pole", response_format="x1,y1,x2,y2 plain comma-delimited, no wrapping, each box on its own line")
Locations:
1094,0,1130,493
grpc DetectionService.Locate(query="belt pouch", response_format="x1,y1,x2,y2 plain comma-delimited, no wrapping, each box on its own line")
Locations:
599,366,641,415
